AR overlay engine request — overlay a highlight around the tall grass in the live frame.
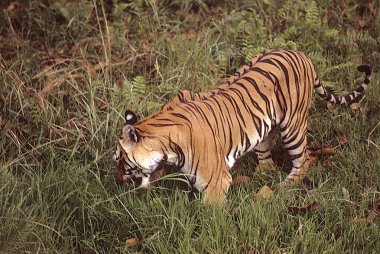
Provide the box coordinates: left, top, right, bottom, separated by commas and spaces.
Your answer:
1, 0, 379, 253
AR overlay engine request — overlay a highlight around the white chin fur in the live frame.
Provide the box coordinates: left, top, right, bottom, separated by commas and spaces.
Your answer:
140, 176, 151, 188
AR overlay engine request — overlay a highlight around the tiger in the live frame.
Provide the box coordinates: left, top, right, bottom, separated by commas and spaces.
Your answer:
113, 49, 371, 205
114, 52, 269, 186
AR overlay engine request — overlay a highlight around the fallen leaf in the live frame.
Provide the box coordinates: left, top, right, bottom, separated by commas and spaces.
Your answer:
307, 154, 318, 167
351, 55, 362, 64
357, 19, 367, 28
349, 103, 360, 111
335, 130, 348, 145
323, 10, 336, 23
36, 79, 62, 109
362, 102, 375, 116
326, 102, 334, 112
233, 175, 251, 185
41, 79, 62, 94
307, 146, 335, 157
5, 2, 25, 14
231, 160, 243, 173
374, 199, 380, 216
353, 210, 377, 225
125, 237, 139, 247
253, 185, 273, 199
322, 159, 334, 169
352, 217, 368, 225
342, 187, 350, 200
287, 201, 320, 215
342, 206, 352, 218
124, 19, 129, 29
365, 2, 375, 15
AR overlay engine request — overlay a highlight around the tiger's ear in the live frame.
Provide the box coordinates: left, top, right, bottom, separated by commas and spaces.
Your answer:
125, 110, 138, 125
121, 125, 140, 150
123, 125, 140, 143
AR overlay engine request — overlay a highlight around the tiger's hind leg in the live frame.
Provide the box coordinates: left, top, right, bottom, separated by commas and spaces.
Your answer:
254, 129, 276, 173
280, 120, 310, 185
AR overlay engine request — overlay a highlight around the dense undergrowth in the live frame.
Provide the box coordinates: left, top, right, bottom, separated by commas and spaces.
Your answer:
1, 0, 380, 253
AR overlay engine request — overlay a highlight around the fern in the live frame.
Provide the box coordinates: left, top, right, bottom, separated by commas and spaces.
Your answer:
306, 1, 320, 26
342, 30, 377, 46
325, 62, 355, 74
130, 76, 146, 96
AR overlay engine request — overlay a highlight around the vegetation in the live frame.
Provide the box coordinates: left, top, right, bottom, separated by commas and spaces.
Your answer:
1, 0, 379, 253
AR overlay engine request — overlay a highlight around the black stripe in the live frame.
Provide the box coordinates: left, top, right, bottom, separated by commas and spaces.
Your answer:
356, 85, 365, 93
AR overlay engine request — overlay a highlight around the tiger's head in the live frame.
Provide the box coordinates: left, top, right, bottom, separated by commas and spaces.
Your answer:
113, 110, 180, 187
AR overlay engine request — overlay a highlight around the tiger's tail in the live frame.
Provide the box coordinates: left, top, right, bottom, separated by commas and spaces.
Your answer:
314, 65, 372, 105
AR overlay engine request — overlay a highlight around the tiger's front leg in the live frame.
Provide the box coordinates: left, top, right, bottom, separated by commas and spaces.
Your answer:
196, 162, 232, 205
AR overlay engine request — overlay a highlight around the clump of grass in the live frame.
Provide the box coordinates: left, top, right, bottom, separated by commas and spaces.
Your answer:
1, 0, 379, 253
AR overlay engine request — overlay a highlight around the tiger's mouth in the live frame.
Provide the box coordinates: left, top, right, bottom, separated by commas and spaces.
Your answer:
115, 160, 151, 187
116, 170, 151, 187
114, 155, 168, 187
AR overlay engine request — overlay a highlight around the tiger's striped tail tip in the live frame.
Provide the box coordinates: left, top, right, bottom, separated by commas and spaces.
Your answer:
357, 65, 371, 76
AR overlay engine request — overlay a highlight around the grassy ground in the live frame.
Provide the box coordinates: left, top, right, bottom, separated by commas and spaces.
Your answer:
1, 0, 380, 253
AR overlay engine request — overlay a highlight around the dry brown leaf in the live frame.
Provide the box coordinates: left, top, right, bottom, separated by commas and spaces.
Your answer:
5, 2, 24, 14
351, 55, 362, 64
353, 210, 377, 225
342, 206, 352, 218
41, 79, 62, 94
36, 79, 62, 109
365, 2, 375, 15
352, 217, 368, 225
336, 131, 348, 145
125, 237, 139, 247
253, 185, 273, 199
233, 175, 251, 185
307, 154, 318, 167
309, 146, 335, 157
326, 102, 334, 112
323, 10, 336, 23
322, 159, 334, 169
231, 160, 243, 173
287, 201, 320, 215
349, 103, 360, 111
362, 102, 375, 115
358, 19, 367, 28
374, 199, 380, 216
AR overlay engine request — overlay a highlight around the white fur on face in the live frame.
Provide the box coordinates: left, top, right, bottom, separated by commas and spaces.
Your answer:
113, 145, 121, 162
135, 150, 163, 174
140, 176, 151, 188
